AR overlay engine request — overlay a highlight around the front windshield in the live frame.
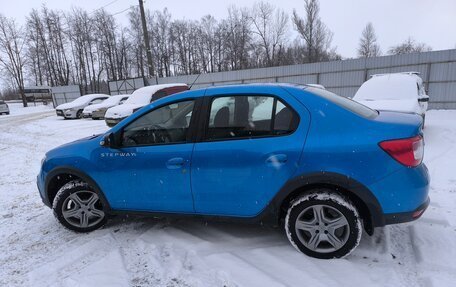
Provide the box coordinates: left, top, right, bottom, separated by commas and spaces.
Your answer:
124, 90, 152, 105
101, 96, 123, 105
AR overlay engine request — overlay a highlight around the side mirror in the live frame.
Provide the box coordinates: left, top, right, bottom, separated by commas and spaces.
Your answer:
100, 132, 120, 148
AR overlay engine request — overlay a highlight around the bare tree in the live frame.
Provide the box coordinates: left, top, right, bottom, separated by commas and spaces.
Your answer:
388, 37, 432, 55
0, 15, 27, 106
358, 22, 381, 58
292, 0, 334, 63
251, 2, 288, 67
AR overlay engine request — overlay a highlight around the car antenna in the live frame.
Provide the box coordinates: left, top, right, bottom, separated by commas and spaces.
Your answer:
189, 74, 201, 90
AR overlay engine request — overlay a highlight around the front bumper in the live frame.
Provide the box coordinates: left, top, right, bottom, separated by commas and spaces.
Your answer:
92, 110, 107, 119
82, 112, 92, 118
56, 110, 64, 117
105, 117, 125, 127
64, 110, 78, 118
36, 173, 51, 208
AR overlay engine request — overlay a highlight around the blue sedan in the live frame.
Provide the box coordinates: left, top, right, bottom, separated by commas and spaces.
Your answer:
37, 84, 429, 259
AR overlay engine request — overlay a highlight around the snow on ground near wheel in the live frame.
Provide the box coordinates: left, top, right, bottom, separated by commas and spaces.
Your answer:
0, 109, 456, 286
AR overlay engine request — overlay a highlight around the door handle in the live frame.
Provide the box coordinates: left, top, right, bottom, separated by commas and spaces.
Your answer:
166, 157, 185, 169
266, 154, 288, 166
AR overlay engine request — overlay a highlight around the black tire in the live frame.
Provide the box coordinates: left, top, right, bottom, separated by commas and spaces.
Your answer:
285, 189, 362, 259
52, 180, 107, 233
76, 110, 83, 119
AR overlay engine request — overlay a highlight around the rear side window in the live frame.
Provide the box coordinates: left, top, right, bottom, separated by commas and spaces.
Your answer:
307, 87, 378, 119
206, 95, 298, 141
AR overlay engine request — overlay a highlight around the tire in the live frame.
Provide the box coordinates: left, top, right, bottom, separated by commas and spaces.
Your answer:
76, 110, 83, 119
285, 189, 362, 259
52, 180, 107, 233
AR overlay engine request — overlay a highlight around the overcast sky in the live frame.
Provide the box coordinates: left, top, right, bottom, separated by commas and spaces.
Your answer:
2, 0, 456, 58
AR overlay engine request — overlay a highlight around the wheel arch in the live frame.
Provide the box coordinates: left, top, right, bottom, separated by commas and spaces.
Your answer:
45, 166, 111, 211
272, 172, 384, 235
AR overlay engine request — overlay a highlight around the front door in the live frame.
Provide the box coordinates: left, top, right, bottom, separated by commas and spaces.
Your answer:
97, 99, 197, 213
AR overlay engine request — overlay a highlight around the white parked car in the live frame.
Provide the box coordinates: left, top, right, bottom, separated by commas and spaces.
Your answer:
104, 83, 188, 127
55, 94, 109, 119
353, 72, 429, 123
82, 94, 130, 120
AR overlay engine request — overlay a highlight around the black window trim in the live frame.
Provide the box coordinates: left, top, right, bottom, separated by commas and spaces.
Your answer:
197, 93, 300, 143
119, 97, 203, 148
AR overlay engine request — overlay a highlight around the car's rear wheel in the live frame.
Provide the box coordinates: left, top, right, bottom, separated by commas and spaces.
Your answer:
285, 189, 362, 259
52, 180, 107, 232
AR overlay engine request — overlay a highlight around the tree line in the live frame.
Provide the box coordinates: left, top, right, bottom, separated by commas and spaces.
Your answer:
0, 0, 433, 104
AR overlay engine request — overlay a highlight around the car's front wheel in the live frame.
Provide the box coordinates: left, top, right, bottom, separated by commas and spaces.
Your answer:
52, 180, 107, 232
76, 110, 83, 119
285, 189, 362, 259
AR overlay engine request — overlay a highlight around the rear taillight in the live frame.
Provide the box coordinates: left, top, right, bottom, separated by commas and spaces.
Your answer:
379, 135, 424, 167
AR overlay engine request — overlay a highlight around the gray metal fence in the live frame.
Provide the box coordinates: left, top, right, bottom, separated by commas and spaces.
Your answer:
108, 77, 146, 95
152, 49, 456, 109
51, 85, 81, 108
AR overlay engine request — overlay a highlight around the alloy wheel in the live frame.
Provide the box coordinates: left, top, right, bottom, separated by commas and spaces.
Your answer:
61, 190, 105, 228
294, 204, 350, 253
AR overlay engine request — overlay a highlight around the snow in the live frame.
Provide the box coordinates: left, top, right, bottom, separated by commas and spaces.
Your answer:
354, 74, 421, 101
1, 102, 53, 117
55, 94, 109, 110
1, 108, 456, 286
353, 73, 426, 115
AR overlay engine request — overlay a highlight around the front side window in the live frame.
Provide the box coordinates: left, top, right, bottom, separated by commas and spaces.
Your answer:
122, 100, 195, 146
206, 95, 298, 141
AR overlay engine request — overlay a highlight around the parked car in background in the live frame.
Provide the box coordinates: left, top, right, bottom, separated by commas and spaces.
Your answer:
55, 94, 109, 119
104, 84, 188, 127
82, 94, 130, 119
353, 72, 429, 123
38, 84, 429, 259
0, 100, 9, 115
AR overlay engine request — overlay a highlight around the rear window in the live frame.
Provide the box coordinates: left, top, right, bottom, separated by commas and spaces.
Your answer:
306, 87, 378, 119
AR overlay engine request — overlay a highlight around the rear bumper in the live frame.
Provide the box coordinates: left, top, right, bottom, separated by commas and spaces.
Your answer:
383, 197, 430, 225
369, 163, 430, 227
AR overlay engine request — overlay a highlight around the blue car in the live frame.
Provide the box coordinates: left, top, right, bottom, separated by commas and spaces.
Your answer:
37, 84, 429, 259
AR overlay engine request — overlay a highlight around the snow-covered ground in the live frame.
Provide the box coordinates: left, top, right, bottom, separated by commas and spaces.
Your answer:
0, 109, 455, 287
1, 102, 54, 117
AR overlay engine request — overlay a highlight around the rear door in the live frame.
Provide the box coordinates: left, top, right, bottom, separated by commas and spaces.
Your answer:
190, 87, 310, 217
